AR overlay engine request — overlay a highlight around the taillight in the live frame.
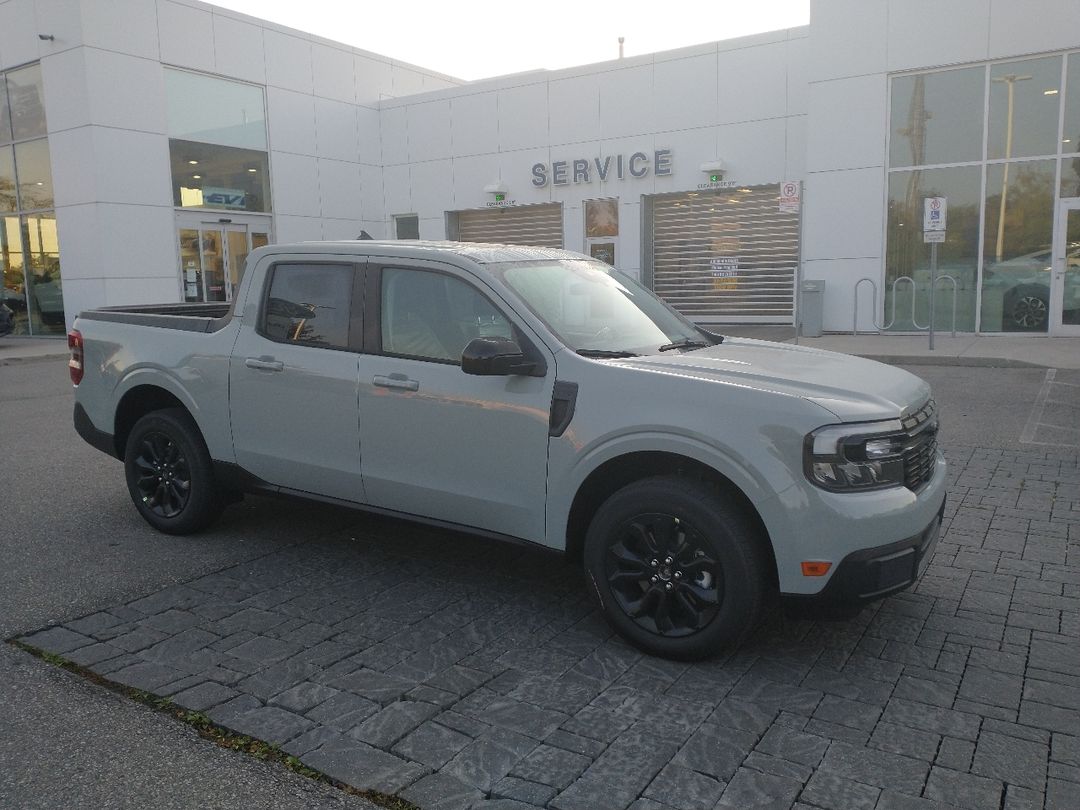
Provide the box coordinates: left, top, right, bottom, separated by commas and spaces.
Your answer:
68, 329, 84, 385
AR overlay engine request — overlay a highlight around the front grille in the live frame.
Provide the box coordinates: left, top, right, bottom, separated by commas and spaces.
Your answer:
901, 399, 938, 491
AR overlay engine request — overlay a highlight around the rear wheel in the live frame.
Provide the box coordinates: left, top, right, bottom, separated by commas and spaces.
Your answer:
1004, 286, 1049, 331
584, 476, 769, 660
124, 408, 224, 534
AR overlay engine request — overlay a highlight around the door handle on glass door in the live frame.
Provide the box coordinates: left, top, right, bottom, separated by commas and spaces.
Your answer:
245, 357, 284, 372
373, 374, 419, 392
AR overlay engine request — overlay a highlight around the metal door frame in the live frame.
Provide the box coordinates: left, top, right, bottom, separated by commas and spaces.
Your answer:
1050, 198, 1080, 336
174, 211, 272, 302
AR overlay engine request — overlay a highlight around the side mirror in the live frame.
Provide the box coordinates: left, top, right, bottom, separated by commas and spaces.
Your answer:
461, 336, 536, 376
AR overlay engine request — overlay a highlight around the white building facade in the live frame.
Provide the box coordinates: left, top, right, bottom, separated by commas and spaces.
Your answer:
1, 0, 1078, 337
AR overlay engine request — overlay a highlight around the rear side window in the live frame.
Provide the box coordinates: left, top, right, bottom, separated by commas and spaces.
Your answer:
262, 263, 353, 348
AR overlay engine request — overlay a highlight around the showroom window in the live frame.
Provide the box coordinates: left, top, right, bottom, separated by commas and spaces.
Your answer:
165, 69, 271, 213
0, 63, 63, 336
886, 52, 1080, 333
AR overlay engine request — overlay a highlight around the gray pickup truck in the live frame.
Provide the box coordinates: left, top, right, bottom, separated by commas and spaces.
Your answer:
70, 241, 945, 659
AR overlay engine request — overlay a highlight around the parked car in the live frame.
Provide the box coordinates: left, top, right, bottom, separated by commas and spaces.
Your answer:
984, 243, 1080, 330
68, 242, 945, 659
0, 303, 13, 337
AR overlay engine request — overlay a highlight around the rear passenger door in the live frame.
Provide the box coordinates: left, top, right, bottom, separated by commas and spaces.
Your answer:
229, 259, 365, 502
357, 262, 556, 543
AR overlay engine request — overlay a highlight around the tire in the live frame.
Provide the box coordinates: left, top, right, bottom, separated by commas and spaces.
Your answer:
583, 476, 769, 660
1004, 286, 1049, 331
124, 408, 224, 535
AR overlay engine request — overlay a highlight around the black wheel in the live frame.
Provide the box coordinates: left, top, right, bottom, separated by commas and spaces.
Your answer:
124, 408, 224, 534
583, 476, 769, 660
1004, 287, 1049, 331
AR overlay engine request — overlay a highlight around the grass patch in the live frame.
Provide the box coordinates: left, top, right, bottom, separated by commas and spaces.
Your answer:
7, 638, 422, 810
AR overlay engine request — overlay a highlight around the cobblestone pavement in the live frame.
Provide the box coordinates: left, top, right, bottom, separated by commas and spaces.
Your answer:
19, 444, 1080, 810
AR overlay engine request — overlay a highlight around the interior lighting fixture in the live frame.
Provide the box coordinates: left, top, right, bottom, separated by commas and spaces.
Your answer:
1044, 89, 1059, 95
192, 174, 201, 179
247, 167, 257, 172
188, 159, 198, 165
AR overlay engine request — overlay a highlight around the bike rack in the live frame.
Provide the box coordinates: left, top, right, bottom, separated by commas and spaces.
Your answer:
853, 275, 958, 337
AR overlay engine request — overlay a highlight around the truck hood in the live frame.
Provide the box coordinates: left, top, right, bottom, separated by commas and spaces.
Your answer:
610, 338, 930, 422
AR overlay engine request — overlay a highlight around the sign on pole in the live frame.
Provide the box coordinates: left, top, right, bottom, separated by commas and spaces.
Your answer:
923, 196, 947, 234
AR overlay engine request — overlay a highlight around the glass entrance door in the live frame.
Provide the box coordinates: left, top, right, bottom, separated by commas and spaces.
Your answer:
1051, 201, 1080, 335
176, 217, 270, 303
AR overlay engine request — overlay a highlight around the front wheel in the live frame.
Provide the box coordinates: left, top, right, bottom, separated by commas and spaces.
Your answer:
124, 408, 224, 535
584, 476, 769, 660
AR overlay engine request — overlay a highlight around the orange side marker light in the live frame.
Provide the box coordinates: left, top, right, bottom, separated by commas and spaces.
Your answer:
801, 561, 832, 577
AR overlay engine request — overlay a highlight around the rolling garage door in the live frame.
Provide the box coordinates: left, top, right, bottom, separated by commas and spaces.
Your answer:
647, 185, 799, 323
450, 203, 564, 248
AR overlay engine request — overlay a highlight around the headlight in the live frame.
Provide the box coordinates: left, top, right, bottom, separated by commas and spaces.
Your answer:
804, 419, 907, 492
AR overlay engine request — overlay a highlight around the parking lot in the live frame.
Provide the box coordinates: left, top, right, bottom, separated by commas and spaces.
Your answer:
4, 359, 1080, 810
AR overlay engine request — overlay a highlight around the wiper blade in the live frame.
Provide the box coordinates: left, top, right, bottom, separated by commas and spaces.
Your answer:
576, 349, 639, 358
657, 338, 710, 352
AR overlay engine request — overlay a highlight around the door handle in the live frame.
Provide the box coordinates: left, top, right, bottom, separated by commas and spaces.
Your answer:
245, 357, 284, 372
373, 374, 419, 392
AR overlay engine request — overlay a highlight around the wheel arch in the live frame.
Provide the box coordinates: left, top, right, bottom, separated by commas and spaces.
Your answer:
113, 384, 196, 458
563, 450, 778, 588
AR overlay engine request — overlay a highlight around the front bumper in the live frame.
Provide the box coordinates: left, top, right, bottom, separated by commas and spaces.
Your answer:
782, 497, 944, 610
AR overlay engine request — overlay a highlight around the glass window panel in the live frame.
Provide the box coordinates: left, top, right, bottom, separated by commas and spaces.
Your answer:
22, 212, 63, 334
165, 69, 267, 150
585, 199, 619, 237
885, 166, 981, 332
988, 57, 1063, 160
1065, 54, 1080, 155
6, 64, 47, 141
0, 76, 12, 144
0, 146, 16, 211
1064, 154, 1080, 198
262, 263, 353, 348
981, 160, 1056, 332
178, 228, 204, 302
169, 139, 271, 213
1, 215, 28, 334
1062, 208, 1080, 325
381, 268, 512, 362
394, 215, 419, 239
14, 139, 53, 210
890, 67, 985, 167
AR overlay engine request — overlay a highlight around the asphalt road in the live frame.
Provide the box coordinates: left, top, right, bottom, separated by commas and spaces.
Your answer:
0, 357, 1060, 808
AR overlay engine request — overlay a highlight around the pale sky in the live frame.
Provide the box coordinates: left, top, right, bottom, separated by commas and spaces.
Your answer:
210, 0, 811, 81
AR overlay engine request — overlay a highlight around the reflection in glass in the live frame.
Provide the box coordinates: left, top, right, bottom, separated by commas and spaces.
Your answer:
1066, 54, 1080, 157
890, 68, 984, 168
988, 57, 1062, 160
22, 212, 63, 334
14, 139, 53, 210
2, 215, 27, 335
1060, 208, 1080, 326
885, 166, 981, 331
227, 229, 249, 291
0, 146, 15, 211
170, 139, 272, 213
199, 230, 227, 302
6, 64, 47, 141
0, 76, 11, 144
585, 199, 619, 237
981, 160, 1055, 332
265, 264, 353, 348
165, 69, 267, 150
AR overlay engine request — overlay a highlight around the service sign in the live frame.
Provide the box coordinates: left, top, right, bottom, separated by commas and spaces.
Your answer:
203, 187, 248, 210
923, 197, 947, 232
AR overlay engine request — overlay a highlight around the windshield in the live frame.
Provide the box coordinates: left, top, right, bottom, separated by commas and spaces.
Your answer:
489, 259, 715, 355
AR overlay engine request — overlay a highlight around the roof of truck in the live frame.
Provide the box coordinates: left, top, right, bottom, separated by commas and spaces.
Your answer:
261, 240, 589, 266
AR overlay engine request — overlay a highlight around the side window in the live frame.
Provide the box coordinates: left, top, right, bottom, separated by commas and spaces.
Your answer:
261, 263, 353, 348
381, 268, 513, 363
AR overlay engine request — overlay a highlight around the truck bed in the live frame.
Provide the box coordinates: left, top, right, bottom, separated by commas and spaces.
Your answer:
77, 302, 233, 333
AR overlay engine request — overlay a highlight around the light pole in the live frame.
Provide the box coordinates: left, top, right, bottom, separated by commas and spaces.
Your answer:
992, 73, 1032, 263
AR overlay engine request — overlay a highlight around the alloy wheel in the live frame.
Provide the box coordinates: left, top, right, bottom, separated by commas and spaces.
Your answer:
132, 431, 191, 518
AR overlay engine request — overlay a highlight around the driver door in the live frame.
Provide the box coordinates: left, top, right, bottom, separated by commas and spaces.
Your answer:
357, 262, 556, 543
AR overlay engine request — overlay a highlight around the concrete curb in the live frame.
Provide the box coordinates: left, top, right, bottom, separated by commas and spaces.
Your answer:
0, 353, 69, 367
847, 354, 1050, 369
